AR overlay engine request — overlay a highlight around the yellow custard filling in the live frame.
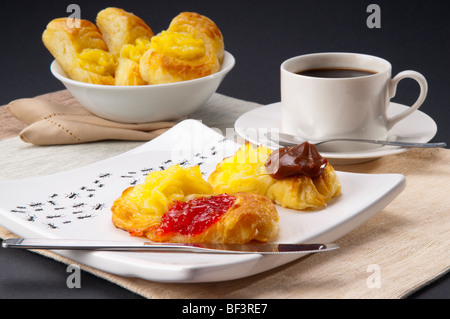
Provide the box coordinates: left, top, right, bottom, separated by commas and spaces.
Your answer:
77, 48, 115, 76
112, 165, 213, 230
120, 37, 152, 63
150, 31, 205, 60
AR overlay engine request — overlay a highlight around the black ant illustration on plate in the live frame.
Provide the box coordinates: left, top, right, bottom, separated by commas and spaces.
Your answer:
66, 192, 80, 199
46, 223, 58, 229
29, 202, 43, 207
92, 203, 106, 211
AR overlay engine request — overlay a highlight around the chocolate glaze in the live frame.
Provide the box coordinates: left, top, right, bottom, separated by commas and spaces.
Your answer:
265, 142, 328, 179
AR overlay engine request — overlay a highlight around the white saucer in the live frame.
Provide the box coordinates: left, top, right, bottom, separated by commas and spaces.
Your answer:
235, 102, 438, 165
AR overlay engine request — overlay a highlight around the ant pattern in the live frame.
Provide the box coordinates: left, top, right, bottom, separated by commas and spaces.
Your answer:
130, 179, 139, 186
92, 203, 106, 211
66, 192, 80, 199
46, 223, 58, 229
77, 214, 95, 220
178, 159, 189, 166
46, 214, 63, 219
10, 209, 26, 214
29, 202, 43, 207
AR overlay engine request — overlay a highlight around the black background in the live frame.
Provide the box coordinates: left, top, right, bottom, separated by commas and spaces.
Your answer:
0, 0, 448, 299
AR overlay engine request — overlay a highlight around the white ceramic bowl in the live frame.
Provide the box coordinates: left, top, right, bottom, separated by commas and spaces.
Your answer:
50, 51, 235, 123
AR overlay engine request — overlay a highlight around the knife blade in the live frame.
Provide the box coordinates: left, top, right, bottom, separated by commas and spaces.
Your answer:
2, 238, 339, 255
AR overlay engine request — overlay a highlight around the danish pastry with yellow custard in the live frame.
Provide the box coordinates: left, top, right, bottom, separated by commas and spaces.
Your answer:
42, 18, 115, 85
96, 7, 154, 58
139, 12, 224, 84
168, 12, 224, 64
96, 7, 154, 85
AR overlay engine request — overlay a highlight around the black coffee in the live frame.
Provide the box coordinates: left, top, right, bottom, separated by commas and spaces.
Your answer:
297, 68, 376, 78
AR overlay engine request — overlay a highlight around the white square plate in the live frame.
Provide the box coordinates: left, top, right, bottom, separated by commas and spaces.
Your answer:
0, 120, 405, 282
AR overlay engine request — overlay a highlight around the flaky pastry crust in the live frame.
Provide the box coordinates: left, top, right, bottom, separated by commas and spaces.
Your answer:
42, 18, 115, 85
115, 57, 147, 86
96, 7, 154, 86
139, 12, 224, 84
168, 12, 224, 64
96, 7, 154, 58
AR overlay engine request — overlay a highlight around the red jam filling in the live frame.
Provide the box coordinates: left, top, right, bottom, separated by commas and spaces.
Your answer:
155, 194, 236, 237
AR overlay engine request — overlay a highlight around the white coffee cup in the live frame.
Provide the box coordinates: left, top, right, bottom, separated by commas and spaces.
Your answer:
280, 52, 428, 151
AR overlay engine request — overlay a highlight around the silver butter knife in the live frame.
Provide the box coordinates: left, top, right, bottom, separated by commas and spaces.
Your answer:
267, 132, 447, 148
2, 238, 339, 255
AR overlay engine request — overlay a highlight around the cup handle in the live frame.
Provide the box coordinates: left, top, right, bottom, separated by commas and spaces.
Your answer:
387, 70, 428, 130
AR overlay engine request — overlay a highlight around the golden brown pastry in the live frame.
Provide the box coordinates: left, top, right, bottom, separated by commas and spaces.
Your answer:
42, 18, 115, 85
145, 192, 279, 244
208, 143, 342, 210
168, 12, 224, 64
139, 12, 224, 84
114, 57, 148, 86
96, 7, 154, 85
96, 7, 154, 58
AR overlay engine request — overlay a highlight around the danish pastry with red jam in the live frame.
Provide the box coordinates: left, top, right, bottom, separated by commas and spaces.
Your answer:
146, 192, 279, 244
111, 165, 279, 244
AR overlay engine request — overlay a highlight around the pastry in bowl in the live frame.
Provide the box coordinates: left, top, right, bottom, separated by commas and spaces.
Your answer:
42, 18, 115, 85
167, 12, 224, 64
96, 7, 154, 58
139, 12, 224, 84
208, 142, 341, 210
96, 7, 154, 85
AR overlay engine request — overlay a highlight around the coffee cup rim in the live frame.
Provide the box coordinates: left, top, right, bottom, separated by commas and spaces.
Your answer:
281, 52, 392, 79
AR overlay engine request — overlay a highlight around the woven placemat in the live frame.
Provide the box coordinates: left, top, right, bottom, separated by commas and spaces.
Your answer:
0, 90, 448, 298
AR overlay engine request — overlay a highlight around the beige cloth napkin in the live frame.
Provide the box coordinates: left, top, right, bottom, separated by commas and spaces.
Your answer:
6, 98, 177, 145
